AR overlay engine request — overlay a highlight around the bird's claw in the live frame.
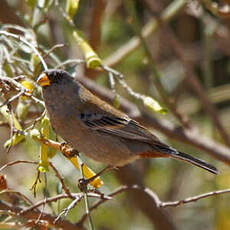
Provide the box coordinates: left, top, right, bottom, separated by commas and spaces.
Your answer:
60, 142, 79, 158
78, 178, 89, 192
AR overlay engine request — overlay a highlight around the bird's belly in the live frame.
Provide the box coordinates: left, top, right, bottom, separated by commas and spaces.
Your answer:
74, 132, 139, 166
54, 122, 138, 166
46, 108, 139, 166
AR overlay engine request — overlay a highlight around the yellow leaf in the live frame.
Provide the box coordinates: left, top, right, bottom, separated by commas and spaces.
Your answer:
66, 0, 80, 19
69, 156, 103, 188
20, 80, 34, 100
73, 30, 102, 69
38, 116, 50, 172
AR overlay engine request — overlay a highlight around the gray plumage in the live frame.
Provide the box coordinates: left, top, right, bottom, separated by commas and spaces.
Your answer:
38, 69, 218, 174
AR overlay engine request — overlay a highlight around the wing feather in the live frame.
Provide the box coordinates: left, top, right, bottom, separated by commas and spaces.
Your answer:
78, 112, 154, 142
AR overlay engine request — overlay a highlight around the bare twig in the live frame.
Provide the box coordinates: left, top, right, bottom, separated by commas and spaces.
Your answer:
7, 104, 14, 153
78, 184, 230, 225
55, 59, 85, 69
20, 192, 109, 214
77, 156, 94, 230
0, 160, 37, 172
43, 44, 65, 60
159, 188, 230, 207
78, 184, 160, 225
54, 195, 83, 223
0, 30, 48, 70
0, 199, 85, 230
30, 171, 41, 198
49, 162, 73, 198
0, 91, 24, 108
0, 189, 35, 207
24, 110, 46, 132
20, 193, 74, 215
0, 76, 44, 106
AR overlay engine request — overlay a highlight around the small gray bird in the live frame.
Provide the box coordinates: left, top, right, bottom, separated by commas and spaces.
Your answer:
37, 69, 218, 174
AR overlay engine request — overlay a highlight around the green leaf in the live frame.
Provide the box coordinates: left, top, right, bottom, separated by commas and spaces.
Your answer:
26, 0, 37, 9
143, 96, 167, 114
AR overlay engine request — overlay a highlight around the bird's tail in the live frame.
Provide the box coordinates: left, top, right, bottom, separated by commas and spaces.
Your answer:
171, 151, 218, 175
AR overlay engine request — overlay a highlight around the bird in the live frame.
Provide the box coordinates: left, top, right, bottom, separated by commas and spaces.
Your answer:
37, 69, 218, 175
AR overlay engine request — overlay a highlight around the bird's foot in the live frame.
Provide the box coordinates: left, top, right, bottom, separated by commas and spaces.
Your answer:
78, 178, 90, 192
78, 166, 114, 191
60, 142, 79, 158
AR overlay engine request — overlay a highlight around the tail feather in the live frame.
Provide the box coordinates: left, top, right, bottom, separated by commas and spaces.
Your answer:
171, 151, 218, 175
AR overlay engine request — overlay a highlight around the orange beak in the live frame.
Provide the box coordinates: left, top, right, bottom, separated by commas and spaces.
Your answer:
37, 73, 50, 87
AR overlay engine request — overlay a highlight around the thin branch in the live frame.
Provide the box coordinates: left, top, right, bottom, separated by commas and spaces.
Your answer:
0, 189, 35, 207
0, 91, 24, 108
77, 156, 95, 230
77, 185, 160, 225
43, 44, 65, 60
0, 76, 29, 94
24, 110, 46, 133
7, 104, 14, 153
20, 192, 109, 215
20, 193, 76, 215
54, 195, 83, 223
0, 199, 85, 230
49, 162, 73, 198
0, 160, 37, 172
159, 188, 230, 207
55, 59, 85, 69
0, 31, 48, 70
0, 76, 44, 106
78, 185, 230, 225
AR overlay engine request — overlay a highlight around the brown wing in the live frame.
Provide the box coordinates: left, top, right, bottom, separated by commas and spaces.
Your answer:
78, 83, 171, 150
78, 110, 161, 142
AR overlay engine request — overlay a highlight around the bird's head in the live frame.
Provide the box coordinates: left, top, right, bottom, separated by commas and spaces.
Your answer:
37, 69, 73, 88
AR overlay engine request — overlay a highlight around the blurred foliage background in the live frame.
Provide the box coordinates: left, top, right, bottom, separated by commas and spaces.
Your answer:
1, 0, 230, 229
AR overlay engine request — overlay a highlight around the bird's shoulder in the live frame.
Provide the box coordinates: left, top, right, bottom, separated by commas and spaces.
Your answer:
77, 82, 128, 118
76, 85, 160, 142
